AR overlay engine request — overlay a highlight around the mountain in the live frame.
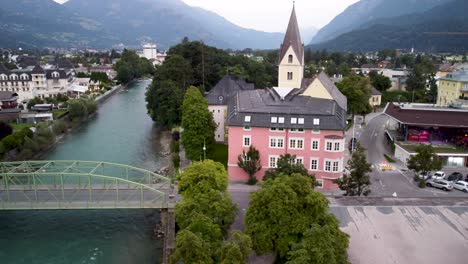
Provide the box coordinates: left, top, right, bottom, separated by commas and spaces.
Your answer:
63, 0, 283, 49
0, 0, 284, 50
301, 27, 318, 45
310, 0, 453, 44
307, 0, 468, 52
0, 0, 115, 49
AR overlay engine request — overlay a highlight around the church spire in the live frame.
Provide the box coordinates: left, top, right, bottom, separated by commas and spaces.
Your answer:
279, 2, 303, 63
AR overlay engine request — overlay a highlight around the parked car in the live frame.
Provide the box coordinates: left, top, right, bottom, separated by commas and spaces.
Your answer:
452, 181, 468, 193
348, 138, 358, 151
465, 174, 468, 182
426, 179, 453, 191
446, 172, 463, 182
417, 172, 432, 180
432, 171, 446, 180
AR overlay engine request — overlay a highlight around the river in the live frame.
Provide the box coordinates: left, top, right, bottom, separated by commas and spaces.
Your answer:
0, 80, 165, 264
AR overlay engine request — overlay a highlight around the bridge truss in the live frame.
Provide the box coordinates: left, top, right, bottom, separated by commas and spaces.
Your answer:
0, 160, 173, 210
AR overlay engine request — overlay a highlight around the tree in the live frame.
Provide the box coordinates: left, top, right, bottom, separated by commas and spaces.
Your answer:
170, 229, 214, 264
369, 71, 391, 91
68, 99, 88, 121
145, 80, 183, 127
175, 189, 237, 236
407, 144, 443, 178
286, 215, 349, 264
181, 87, 216, 161
336, 74, 372, 118
246, 174, 338, 259
178, 160, 228, 196
263, 154, 312, 181
237, 146, 261, 185
220, 231, 252, 264
333, 144, 372, 196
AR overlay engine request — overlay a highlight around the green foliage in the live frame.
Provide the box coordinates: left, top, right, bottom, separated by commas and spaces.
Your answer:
172, 153, 180, 170
2, 134, 20, 151
384, 154, 395, 163
418, 178, 426, 188
170, 229, 214, 264
27, 97, 44, 110
333, 144, 372, 196
170, 141, 180, 154
52, 120, 68, 134
286, 215, 350, 264
246, 174, 335, 259
207, 143, 228, 168
145, 79, 183, 127
263, 154, 313, 182
237, 146, 261, 185
114, 49, 154, 84
35, 127, 56, 150
220, 241, 244, 264
181, 87, 216, 161
336, 74, 372, 116
90, 72, 110, 84
178, 160, 228, 197
67, 98, 97, 122
22, 136, 39, 153
369, 71, 391, 91
407, 144, 443, 176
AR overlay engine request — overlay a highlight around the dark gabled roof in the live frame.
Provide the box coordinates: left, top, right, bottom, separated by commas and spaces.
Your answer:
227, 87, 347, 131
31, 65, 45, 74
55, 59, 74, 69
384, 103, 468, 128
278, 4, 303, 64
0, 64, 10, 74
205, 75, 254, 105
316, 72, 347, 111
371, 86, 382, 95
45, 69, 67, 79
301, 78, 314, 89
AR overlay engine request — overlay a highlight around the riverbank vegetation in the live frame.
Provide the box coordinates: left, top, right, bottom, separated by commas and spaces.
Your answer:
114, 49, 155, 84
171, 160, 251, 263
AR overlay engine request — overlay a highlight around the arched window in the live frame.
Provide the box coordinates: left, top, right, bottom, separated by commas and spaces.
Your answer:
288, 54, 293, 63
52, 72, 59, 78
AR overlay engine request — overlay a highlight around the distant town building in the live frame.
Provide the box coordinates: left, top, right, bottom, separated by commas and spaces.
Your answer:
226, 4, 347, 190
437, 70, 468, 106
370, 86, 382, 107
142, 43, 157, 60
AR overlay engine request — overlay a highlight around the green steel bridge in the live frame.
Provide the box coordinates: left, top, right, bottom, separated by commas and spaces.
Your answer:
0, 160, 174, 210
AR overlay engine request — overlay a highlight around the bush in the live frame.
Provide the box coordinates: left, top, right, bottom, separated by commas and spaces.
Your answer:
0, 122, 13, 140
247, 177, 257, 185
2, 134, 20, 151
418, 179, 426, 188
172, 153, 181, 170
52, 120, 68, 134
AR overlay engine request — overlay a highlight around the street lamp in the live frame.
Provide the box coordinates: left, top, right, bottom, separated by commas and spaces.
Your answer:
202, 139, 206, 161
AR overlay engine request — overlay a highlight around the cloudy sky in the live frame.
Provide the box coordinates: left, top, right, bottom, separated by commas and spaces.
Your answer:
54, 0, 360, 32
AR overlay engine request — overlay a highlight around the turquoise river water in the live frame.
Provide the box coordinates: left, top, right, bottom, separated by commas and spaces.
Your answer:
0, 80, 165, 264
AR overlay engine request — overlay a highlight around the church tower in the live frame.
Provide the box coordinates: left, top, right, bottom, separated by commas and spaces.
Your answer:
278, 3, 304, 88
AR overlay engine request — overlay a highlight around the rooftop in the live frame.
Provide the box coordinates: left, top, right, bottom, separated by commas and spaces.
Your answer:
384, 102, 468, 128
440, 70, 468, 82
205, 75, 254, 105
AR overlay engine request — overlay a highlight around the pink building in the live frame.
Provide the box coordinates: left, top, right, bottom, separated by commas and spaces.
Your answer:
226, 4, 347, 190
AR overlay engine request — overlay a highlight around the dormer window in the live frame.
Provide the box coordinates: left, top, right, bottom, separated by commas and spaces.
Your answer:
288, 55, 293, 63
52, 72, 59, 78
244, 115, 251, 122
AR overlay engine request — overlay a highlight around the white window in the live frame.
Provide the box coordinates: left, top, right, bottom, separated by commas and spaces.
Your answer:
291, 117, 297, 124
332, 161, 340, 172
243, 126, 251, 131
244, 115, 251, 122
311, 139, 320, 150
334, 142, 341, 151
295, 157, 304, 165
313, 118, 320, 125
316, 179, 324, 188
326, 141, 333, 151
289, 138, 304, 149
312, 129, 320, 134
243, 136, 251, 147
270, 127, 285, 132
290, 128, 304, 133
324, 161, 332, 172
278, 117, 285, 124
271, 117, 277, 123
310, 158, 319, 171
269, 137, 284, 148
269, 156, 279, 168
298, 118, 304, 124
